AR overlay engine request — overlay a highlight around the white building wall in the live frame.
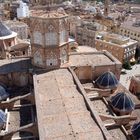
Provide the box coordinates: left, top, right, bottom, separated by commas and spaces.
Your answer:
17, 1, 29, 18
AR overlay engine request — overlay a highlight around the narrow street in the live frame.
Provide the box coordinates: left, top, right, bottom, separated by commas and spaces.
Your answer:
120, 64, 140, 89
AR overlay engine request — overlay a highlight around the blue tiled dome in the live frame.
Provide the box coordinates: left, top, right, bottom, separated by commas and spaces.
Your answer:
0, 110, 6, 128
0, 22, 12, 37
0, 85, 9, 101
111, 92, 135, 112
22, 0, 30, 3
132, 122, 140, 140
95, 71, 118, 89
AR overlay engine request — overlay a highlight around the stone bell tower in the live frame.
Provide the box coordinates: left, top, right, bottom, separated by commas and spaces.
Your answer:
30, 9, 69, 69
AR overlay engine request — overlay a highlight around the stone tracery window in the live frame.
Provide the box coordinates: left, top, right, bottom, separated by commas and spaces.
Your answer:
34, 51, 43, 65
33, 31, 42, 45
45, 25, 57, 46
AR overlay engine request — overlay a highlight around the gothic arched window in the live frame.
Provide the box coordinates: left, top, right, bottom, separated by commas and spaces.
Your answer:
45, 25, 57, 46
34, 50, 43, 65
33, 31, 42, 45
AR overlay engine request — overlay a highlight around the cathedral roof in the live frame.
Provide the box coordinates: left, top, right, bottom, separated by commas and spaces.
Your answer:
22, 0, 30, 4
0, 85, 9, 101
131, 122, 140, 140
95, 71, 118, 89
111, 92, 135, 112
0, 109, 6, 126
0, 22, 12, 37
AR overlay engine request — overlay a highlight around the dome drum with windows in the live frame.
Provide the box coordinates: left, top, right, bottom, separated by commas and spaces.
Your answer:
30, 9, 69, 69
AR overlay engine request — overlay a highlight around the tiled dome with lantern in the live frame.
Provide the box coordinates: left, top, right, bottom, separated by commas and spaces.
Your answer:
95, 71, 119, 89
110, 92, 135, 115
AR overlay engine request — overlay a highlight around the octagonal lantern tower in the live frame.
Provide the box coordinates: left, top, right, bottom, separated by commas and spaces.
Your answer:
30, 9, 69, 69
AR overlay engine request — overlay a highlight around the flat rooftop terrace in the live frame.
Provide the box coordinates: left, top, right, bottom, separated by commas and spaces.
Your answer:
97, 32, 138, 47
33, 69, 106, 140
107, 33, 129, 41
69, 52, 117, 67
121, 19, 140, 33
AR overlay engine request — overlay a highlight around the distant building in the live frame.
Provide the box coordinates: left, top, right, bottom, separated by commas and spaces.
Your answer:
0, 10, 9, 20
0, 22, 29, 59
76, 21, 104, 48
68, 16, 82, 37
95, 31, 138, 63
9, 1, 19, 19
31, 0, 63, 5
76, 23, 96, 48
117, 19, 140, 45
4, 20, 28, 39
84, 4, 97, 13
17, 0, 29, 18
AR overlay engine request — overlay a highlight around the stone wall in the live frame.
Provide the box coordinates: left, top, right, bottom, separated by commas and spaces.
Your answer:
129, 75, 140, 94
0, 72, 32, 87
74, 64, 121, 83
0, 58, 32, 87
